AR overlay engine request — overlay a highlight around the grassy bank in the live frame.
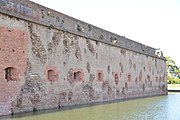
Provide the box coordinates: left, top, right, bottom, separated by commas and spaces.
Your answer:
168, 84, 180, 90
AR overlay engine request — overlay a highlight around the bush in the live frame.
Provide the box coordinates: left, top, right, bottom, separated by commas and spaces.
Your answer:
168, 76, 180, 84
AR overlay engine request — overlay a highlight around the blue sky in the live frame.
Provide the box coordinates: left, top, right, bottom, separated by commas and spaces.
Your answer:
31, 0, 180, 65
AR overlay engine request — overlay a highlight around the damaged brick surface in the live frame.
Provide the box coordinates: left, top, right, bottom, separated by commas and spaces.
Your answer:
0, 0, 167, 116
28, 23, 47, 64
48, 30, 62, 54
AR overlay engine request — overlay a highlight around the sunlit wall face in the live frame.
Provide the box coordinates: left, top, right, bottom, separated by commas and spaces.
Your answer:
0, 0, 167, 116
30, 0, 180, 66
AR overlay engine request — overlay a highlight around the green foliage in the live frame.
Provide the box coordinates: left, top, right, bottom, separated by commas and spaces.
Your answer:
166, 56, 180, 78
166, 56, 180, 84
167, 76, 180, 84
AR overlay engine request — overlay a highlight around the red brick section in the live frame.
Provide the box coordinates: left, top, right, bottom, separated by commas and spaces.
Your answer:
45, 66, 58, 82
72, 68, 84, 82
0, 26, 27, 105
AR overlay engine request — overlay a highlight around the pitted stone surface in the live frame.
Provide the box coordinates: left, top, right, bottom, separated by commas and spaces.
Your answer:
0, 0, 167, 116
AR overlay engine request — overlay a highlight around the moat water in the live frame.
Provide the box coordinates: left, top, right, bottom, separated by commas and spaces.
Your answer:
3, 93, 180, 120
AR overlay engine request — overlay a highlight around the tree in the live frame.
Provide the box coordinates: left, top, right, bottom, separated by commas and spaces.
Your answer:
165, 56, 180, 84
166, 56, 180, 78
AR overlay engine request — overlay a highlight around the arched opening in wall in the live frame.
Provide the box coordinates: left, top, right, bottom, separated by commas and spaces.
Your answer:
128, 74, 131, 82
135, 77, 138, 84
107, 65, 110, 74
48, 70, 57, 82
147, 75, 151, 82
4, 67, 17, 81
139, 71, 142, 82
159, 76, 162, 83
96, 53, 98, 59
145, 78, 147, 84
156, 76, 158, 82
125, 82, 128, 89
163, 76, 165, 82
74, 71, 83, 81
114, 74, 119, 85
142, 84, 145, 91
150, 81, 152, 86
98, 73, 103, 81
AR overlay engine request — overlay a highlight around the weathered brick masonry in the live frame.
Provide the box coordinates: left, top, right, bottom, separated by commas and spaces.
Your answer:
0, 0, 167, 116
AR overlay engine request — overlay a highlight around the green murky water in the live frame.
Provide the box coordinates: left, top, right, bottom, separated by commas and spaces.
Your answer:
2, 93, 180, 120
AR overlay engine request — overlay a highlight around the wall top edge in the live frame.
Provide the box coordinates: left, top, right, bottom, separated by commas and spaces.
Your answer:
0, 0, 165, 60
